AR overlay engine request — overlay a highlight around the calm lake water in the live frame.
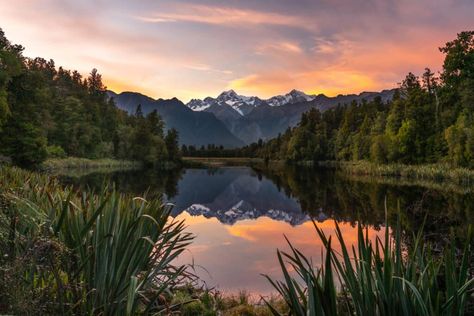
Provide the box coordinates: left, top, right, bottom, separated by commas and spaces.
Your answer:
59, 165, 473, 295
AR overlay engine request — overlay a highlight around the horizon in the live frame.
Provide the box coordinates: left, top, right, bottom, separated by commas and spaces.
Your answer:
1, 0, 473, 102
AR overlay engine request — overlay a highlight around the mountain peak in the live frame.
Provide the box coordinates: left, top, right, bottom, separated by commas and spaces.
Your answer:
187, 89, 264, 116
218, 89, 238, 99
266, 89, 315, 106
289, 89, 304, 95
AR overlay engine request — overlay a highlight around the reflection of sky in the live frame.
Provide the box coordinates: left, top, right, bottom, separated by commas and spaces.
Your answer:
174, 213, 385, 294
167, 167, 386, 293
2, 0, 473, 101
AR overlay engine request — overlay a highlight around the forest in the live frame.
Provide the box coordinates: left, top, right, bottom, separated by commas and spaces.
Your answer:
0, 28, 180, 168
194, 32, 474, 168
2, 29, 473, 170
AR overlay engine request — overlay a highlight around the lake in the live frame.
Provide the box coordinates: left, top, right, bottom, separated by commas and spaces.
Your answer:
59, 165, 473, 295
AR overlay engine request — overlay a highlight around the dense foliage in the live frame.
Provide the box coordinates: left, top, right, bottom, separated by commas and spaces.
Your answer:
0, 28, 180, 168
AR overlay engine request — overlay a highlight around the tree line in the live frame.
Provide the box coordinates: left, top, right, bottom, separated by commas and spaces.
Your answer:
0, 28, 180, 168
192, 31, 474, 168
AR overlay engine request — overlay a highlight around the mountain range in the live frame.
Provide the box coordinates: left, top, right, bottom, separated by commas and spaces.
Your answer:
108, 88, 396, 147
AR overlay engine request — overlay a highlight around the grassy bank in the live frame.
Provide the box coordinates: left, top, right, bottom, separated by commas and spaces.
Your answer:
41, 157, 142, 171
315, 161, 474, 184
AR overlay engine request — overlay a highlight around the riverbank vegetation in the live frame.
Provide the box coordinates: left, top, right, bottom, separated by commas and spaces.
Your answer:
318, 161, 474, 184
0, 28, 180, 169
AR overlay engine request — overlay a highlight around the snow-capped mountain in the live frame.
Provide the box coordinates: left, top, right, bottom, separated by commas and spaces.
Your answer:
186, 89, 319, 115
266, 89, 316, 107
187, 89, 265, 116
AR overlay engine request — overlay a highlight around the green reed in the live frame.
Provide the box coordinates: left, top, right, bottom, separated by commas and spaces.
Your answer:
264, 215, 473, 315
329, 161, 474, 184
0, 167, 193, 315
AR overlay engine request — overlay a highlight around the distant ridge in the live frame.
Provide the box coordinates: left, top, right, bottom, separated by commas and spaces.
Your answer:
107, 91, 245, 148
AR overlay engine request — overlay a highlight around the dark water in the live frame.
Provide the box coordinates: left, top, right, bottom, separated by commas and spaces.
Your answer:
59, 166, 474, 294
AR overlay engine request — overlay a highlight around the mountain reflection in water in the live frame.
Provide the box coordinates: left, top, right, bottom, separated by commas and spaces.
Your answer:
59, 165, 473, 294
169, 168, 318, 225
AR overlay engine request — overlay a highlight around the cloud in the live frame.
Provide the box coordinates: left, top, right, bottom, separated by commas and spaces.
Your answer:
184, 63, 233, 75
1, 0, 471, 101
256, 42, 303, 54
135, 4, 310, 29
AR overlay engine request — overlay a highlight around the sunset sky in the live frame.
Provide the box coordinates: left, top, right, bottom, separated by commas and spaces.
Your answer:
1, 0, 473, 101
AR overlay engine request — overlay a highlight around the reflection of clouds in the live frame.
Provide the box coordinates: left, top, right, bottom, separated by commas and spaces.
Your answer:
187, 244, 211, 254
175, 214, 385, 294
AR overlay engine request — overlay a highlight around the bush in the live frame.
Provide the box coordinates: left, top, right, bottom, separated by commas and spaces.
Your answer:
46, 145, 66, 158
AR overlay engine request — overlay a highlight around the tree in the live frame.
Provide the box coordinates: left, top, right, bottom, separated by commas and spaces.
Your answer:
0, 28, 23, 130
165, 128, 180, 162
147, 110, 164, 138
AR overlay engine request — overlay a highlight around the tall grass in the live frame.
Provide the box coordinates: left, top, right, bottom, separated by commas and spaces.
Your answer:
319, 161, 474, 184
264, 215, 474, 315
0, 167, 193, 315
41, 157, 141, 171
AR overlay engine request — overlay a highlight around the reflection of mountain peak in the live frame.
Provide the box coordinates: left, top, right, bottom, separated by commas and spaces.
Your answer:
183, 203, 311, 226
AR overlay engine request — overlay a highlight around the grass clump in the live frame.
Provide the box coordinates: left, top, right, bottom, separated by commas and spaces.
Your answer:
0, 166, 193, 315
265, 214, 474, 316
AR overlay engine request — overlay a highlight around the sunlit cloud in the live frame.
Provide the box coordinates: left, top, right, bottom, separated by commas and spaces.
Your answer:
184, 63, 233, 75
0, 0, 472, 101
135, 4, 309, 29
256, 42, 303, 55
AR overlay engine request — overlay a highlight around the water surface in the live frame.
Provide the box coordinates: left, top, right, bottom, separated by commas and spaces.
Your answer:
60, 166, 473, 294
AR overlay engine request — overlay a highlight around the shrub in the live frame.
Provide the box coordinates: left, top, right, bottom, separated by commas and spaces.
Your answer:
46, 145, 66, 158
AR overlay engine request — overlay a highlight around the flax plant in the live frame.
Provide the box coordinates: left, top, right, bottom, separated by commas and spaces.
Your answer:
0, 167, 193, 315
265, 215, 473, 315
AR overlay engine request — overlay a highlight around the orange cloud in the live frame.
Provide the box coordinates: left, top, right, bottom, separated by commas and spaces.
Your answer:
136, 4, 309, 29
256, 42, 303, 54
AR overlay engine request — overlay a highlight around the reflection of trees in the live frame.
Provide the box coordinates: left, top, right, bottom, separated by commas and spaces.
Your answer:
61, 165, 473, 243
59, 167, 185, 199
254, 165, 473, 239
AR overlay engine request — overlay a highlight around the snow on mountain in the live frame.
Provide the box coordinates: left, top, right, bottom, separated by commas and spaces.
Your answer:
186, 89, 318, 116
185, 88, 395, 121
266, 89, 316, 106
186, 90, 265, 116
